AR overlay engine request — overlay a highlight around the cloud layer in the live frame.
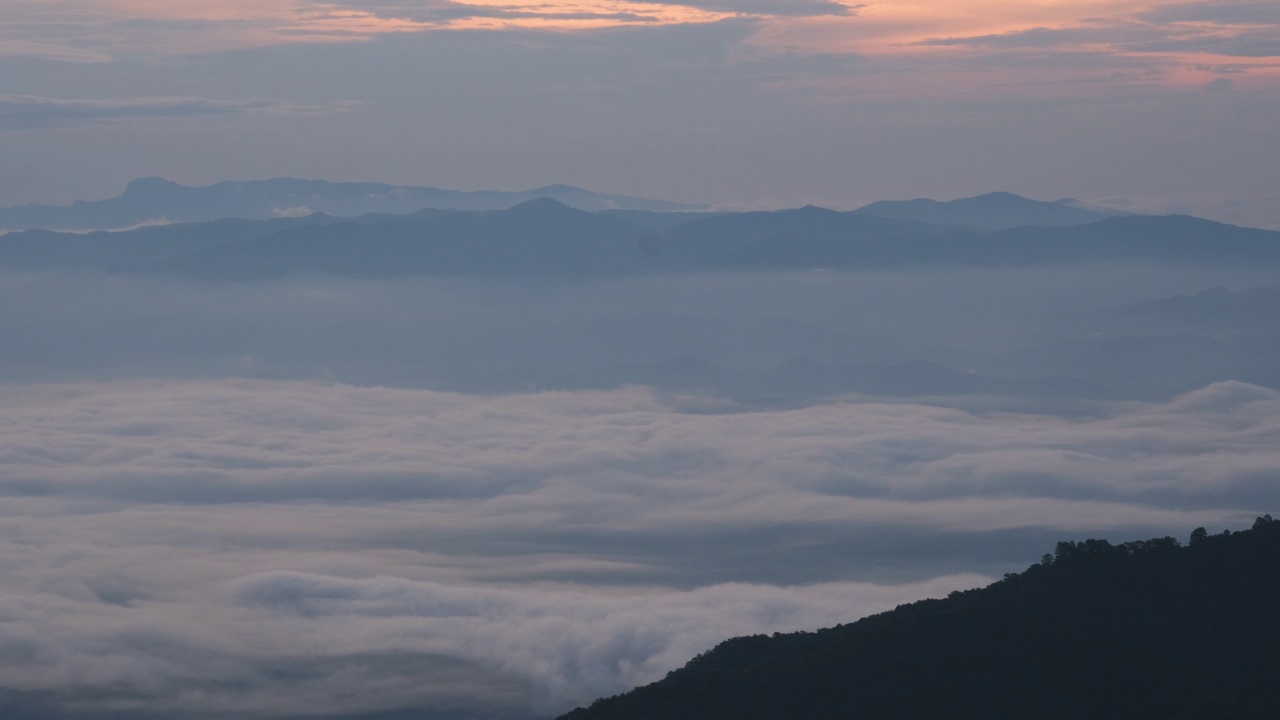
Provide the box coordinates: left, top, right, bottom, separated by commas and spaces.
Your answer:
6, 0, 1279, 79
0, 95, 352, 130
0, 378, 1273, 716
2, 1, 1278, 223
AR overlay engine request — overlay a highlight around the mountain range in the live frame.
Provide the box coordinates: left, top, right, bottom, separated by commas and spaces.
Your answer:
4, 196, 1278, 279
0, 177, 699, 232
0, 179, 1134, 234
5, 181, 1279, 403
856, 191, 1121, 230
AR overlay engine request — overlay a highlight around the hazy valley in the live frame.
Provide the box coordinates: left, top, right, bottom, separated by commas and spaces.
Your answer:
0, 179, 1276, 718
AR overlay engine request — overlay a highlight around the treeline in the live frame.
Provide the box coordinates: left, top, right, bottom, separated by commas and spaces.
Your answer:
560, 516, 1280, 720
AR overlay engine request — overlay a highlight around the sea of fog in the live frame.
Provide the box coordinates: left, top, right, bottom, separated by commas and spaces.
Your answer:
0, 264, 1276, 718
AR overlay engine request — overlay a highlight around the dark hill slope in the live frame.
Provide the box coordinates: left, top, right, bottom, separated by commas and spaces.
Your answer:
649, 212, 1280, 271
13, 206, 1280, 278
131, 199, 650, 279
644, 206, 944, 268
0, 214, 344, 271
560, 516, 1280, 720
923, 214, 1280, 266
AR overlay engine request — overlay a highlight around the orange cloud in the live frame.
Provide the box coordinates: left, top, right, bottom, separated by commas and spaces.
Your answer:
7, 0, 1278, 95
746, 0, 1280, 95
92, 0, 743, 41
289, 1, 737, 33
109, 0, 298, 21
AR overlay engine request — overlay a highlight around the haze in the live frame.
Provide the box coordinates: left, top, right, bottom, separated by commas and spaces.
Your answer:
3, 0, 1280, 226
1, 2, 1279, 719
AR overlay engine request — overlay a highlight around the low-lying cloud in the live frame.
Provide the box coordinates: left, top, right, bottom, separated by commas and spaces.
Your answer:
0, 40, 113, 63
0, 378, 1272, 717
229, 572, 978, 712
0, 95, 351, 130
4, 379, 1275, 514
0, 559, 976, 717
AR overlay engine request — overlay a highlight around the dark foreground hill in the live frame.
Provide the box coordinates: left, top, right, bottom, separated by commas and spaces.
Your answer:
559, 516, 1280, 720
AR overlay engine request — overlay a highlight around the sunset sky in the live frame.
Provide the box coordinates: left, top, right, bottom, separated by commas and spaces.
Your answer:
3, 0, 1279, 224
4, 6, 1280, 718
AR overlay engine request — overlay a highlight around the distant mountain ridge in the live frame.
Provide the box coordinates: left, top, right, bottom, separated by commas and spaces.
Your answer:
1116, 284, 1280, 331
5, 198, 1280, 279
0, 183, 1138, 234
0, 177, 700, 231
856, 191, 1122, 230
126, 205, 1280, 278
559, 516, 1280, 720
126, 198, 652, 280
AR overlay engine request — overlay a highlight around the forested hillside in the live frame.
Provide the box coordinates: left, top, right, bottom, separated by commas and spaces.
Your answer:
561, 516, 1280, 720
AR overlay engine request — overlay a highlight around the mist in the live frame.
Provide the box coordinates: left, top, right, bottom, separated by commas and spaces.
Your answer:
0, 376, 1272, 717
3, 262, 1276, 397
1, 253, 1277, 717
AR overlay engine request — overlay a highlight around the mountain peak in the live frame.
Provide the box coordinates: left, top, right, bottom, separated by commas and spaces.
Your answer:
856, 191, 1119, 230
506, 196, 577, 214
123, 176, 183, 195
968, 191, 1027, 202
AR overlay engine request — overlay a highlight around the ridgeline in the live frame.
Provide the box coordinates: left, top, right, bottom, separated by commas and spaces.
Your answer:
560, 516, 1280, 720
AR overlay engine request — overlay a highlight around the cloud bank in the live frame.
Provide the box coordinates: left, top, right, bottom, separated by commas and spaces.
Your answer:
0, 95, 352, 130
0, 378, 1272, 717
2, 1, 1278, 217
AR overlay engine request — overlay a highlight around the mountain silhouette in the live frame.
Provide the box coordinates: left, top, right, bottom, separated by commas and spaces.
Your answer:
983, 333, 1280, 398
649, 212, 1280, 271
641, 205, 945, 268
0, 214, 342, 271
1104, 284, 1280, 333
0, 177, 699, 231
856, 191, 1120, 230
7, 204, 1280, 278
559, 516, 1280, 720
127, 199, 650, 279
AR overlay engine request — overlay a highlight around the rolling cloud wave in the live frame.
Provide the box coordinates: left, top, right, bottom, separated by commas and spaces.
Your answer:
0, 378, 1271, 716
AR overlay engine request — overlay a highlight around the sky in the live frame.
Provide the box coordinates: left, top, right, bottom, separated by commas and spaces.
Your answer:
2, 5, 1280, 718
2, 0, 1279, 225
